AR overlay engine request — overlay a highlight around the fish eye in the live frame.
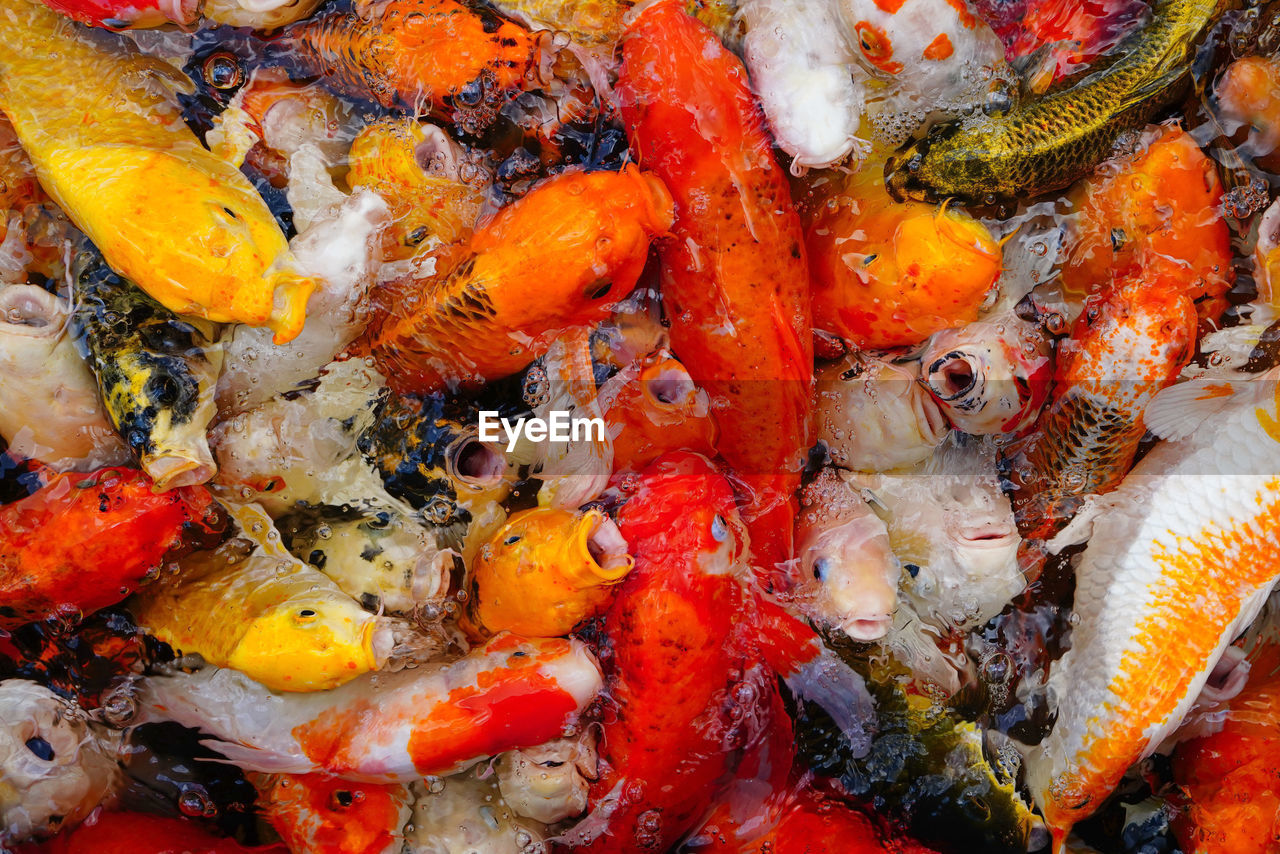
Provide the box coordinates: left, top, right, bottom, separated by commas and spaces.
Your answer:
331, 790, 355, 810
454, 80, 484, 107
585, 279, 612, 300
367, 511, 392, 530
295, 609, 318, 623
904, 563, 920, 577
24, 736, 54, 761
813, 557, 831, 581
202, 52, 244, 91
503, 534, 522, 546
710, 514, 729, 542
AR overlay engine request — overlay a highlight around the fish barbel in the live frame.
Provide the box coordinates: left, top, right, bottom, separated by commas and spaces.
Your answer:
1024, 366, 1280, 850
885, 0, 1224, 202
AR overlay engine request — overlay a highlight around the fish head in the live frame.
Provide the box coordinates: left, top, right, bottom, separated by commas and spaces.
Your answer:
495, 731, 599, 825
796, 498, 900, 641
0, 680, 119, 843
815, 354, 949, 471
605, 351, 718, 470
227, 595, 392, 692
921, 314, 1053, 434
261, 772, 411, 854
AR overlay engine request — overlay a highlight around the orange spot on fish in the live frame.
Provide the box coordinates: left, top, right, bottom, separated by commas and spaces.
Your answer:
854, 21, 904, 74
1194, 383, 1236, 400
923, 32, 954, 60
873, 0, 908, 12
942, 0, 977, 27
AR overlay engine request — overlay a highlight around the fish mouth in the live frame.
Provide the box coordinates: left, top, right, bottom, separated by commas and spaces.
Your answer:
925, 350, 982, 402
448, 432, 506, 487
954, 523, 1019, 549
641, 359, 698, 410
913, 387, 951, 444
0, 284, 63, 338
578, 511, 633, 583
839, 615, 894, 641
144, 449, 218, 491
363, 620, 395, 670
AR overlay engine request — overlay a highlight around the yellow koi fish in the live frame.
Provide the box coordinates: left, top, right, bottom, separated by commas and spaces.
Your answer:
0, 0, 313, 343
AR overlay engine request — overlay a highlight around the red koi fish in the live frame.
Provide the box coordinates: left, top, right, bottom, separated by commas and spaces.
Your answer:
21, 812, 286, 854
36, 0, 197, 29
560, 453, 872, 852
0, 467, 221, 629
616, 0, 814, 579
259, 773, 411, 854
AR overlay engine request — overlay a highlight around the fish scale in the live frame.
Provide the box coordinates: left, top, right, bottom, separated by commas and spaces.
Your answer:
1023, 368, 1280, 851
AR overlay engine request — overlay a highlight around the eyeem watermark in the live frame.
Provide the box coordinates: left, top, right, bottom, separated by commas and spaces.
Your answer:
478, 411, 607, 452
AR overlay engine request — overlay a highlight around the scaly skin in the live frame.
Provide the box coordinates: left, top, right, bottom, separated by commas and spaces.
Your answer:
361, 166, 674, 395
0, 0, 313, 342
616, 0, 814, 576
886, 0, 1224, 202
0, 467, 219, 629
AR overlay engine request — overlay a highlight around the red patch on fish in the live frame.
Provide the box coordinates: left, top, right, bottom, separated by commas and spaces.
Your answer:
854, 21, 905, 74
923, 32, 954, 60
873, 0, 908, 12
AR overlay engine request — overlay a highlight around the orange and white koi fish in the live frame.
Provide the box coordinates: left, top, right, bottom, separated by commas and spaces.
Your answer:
139, 633, 602, 783
258, 772, 411, 854
1022, 365, 1280, 851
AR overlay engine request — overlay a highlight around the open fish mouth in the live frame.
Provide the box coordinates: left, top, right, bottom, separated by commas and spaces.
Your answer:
447, 432, 506, 486
954, 523, 1019, 549
581, 512, 633, 581
839, 614, 894, 641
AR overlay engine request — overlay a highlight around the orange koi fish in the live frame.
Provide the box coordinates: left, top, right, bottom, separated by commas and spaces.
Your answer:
1171, 626, 1280, 854
804, 166, 1003, 350
1003, 274, 1196, 548
0, 467, 220, 629
616, 0, 813, 576
1021, 366, 1280, 851
560, 453, 874, 853
1062, 124, 1234, 325
281, 0, 538, 132
20, 812, 286, 854
258, 773, 411, 854
463, 507, 634, 639
597, 350, 719, 473
1214, 54, 1280, 173
361, 166, 674, 395
140, 633, 602, 783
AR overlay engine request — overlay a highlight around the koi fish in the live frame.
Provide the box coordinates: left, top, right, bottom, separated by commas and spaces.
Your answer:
279, 0, 538, 133
0, 468, 220, 630
814, 352, 949, 472
257, 773, 411, 854
279, 505, 453, 616
345, 118, 485, 261
1214, 54, 1280, 173
1062, 124, 1234, 325
0, 284, 126, 471
1171, 624, 1280, 854
1257, 197, 1280, 308
0, 0, 314, 343
886, 0, 1225, 202
35, 0, 197, 28
562, 452, 875, 852
496, 734, 597, 825
739, 0, 870, 170
804, 165, 1003, 350
139, 633, 603, 783
463, 507, 633, 639
71, 247, 223, 492
597, 350, 718, 473
919, 310, 1054, 436
1003, 276, 1196, 546
0, 680, 123, 844
360, 166, 674, 396
131, 503, 395, 693
617, 0, 813, 575
406, 770, 547, 851
1022, 366, 1280, 850
23, 811, 286, 853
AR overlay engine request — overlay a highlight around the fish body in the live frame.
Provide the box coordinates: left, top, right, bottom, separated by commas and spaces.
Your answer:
0, 284, 126, 470
1255, 196, 1280, 308
0, 468, 218, 630
71, 247, 223, 491
1171, 631, 1280, 854
919, 311, 1053, 435
1062, 124, 1234, 324
1215, 54, 1280, 173
22, 811, 286, 853
35, 0, 196, 28
616, 0, 813, 572
258, 773, 411, 854
464, 507, 633, 638
139, 633, 603, 783
0, 680, 123, 844
0, 0, 313, 342
1023, 367, 1280, 850
1004, 276, 1196, 544
362, 167, 674, 395
976, 0, 1146, 86
886, 0, 1223, 202
131, 504, 392, 693
804, 166, 1002, 349
281, 0, 537, 132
